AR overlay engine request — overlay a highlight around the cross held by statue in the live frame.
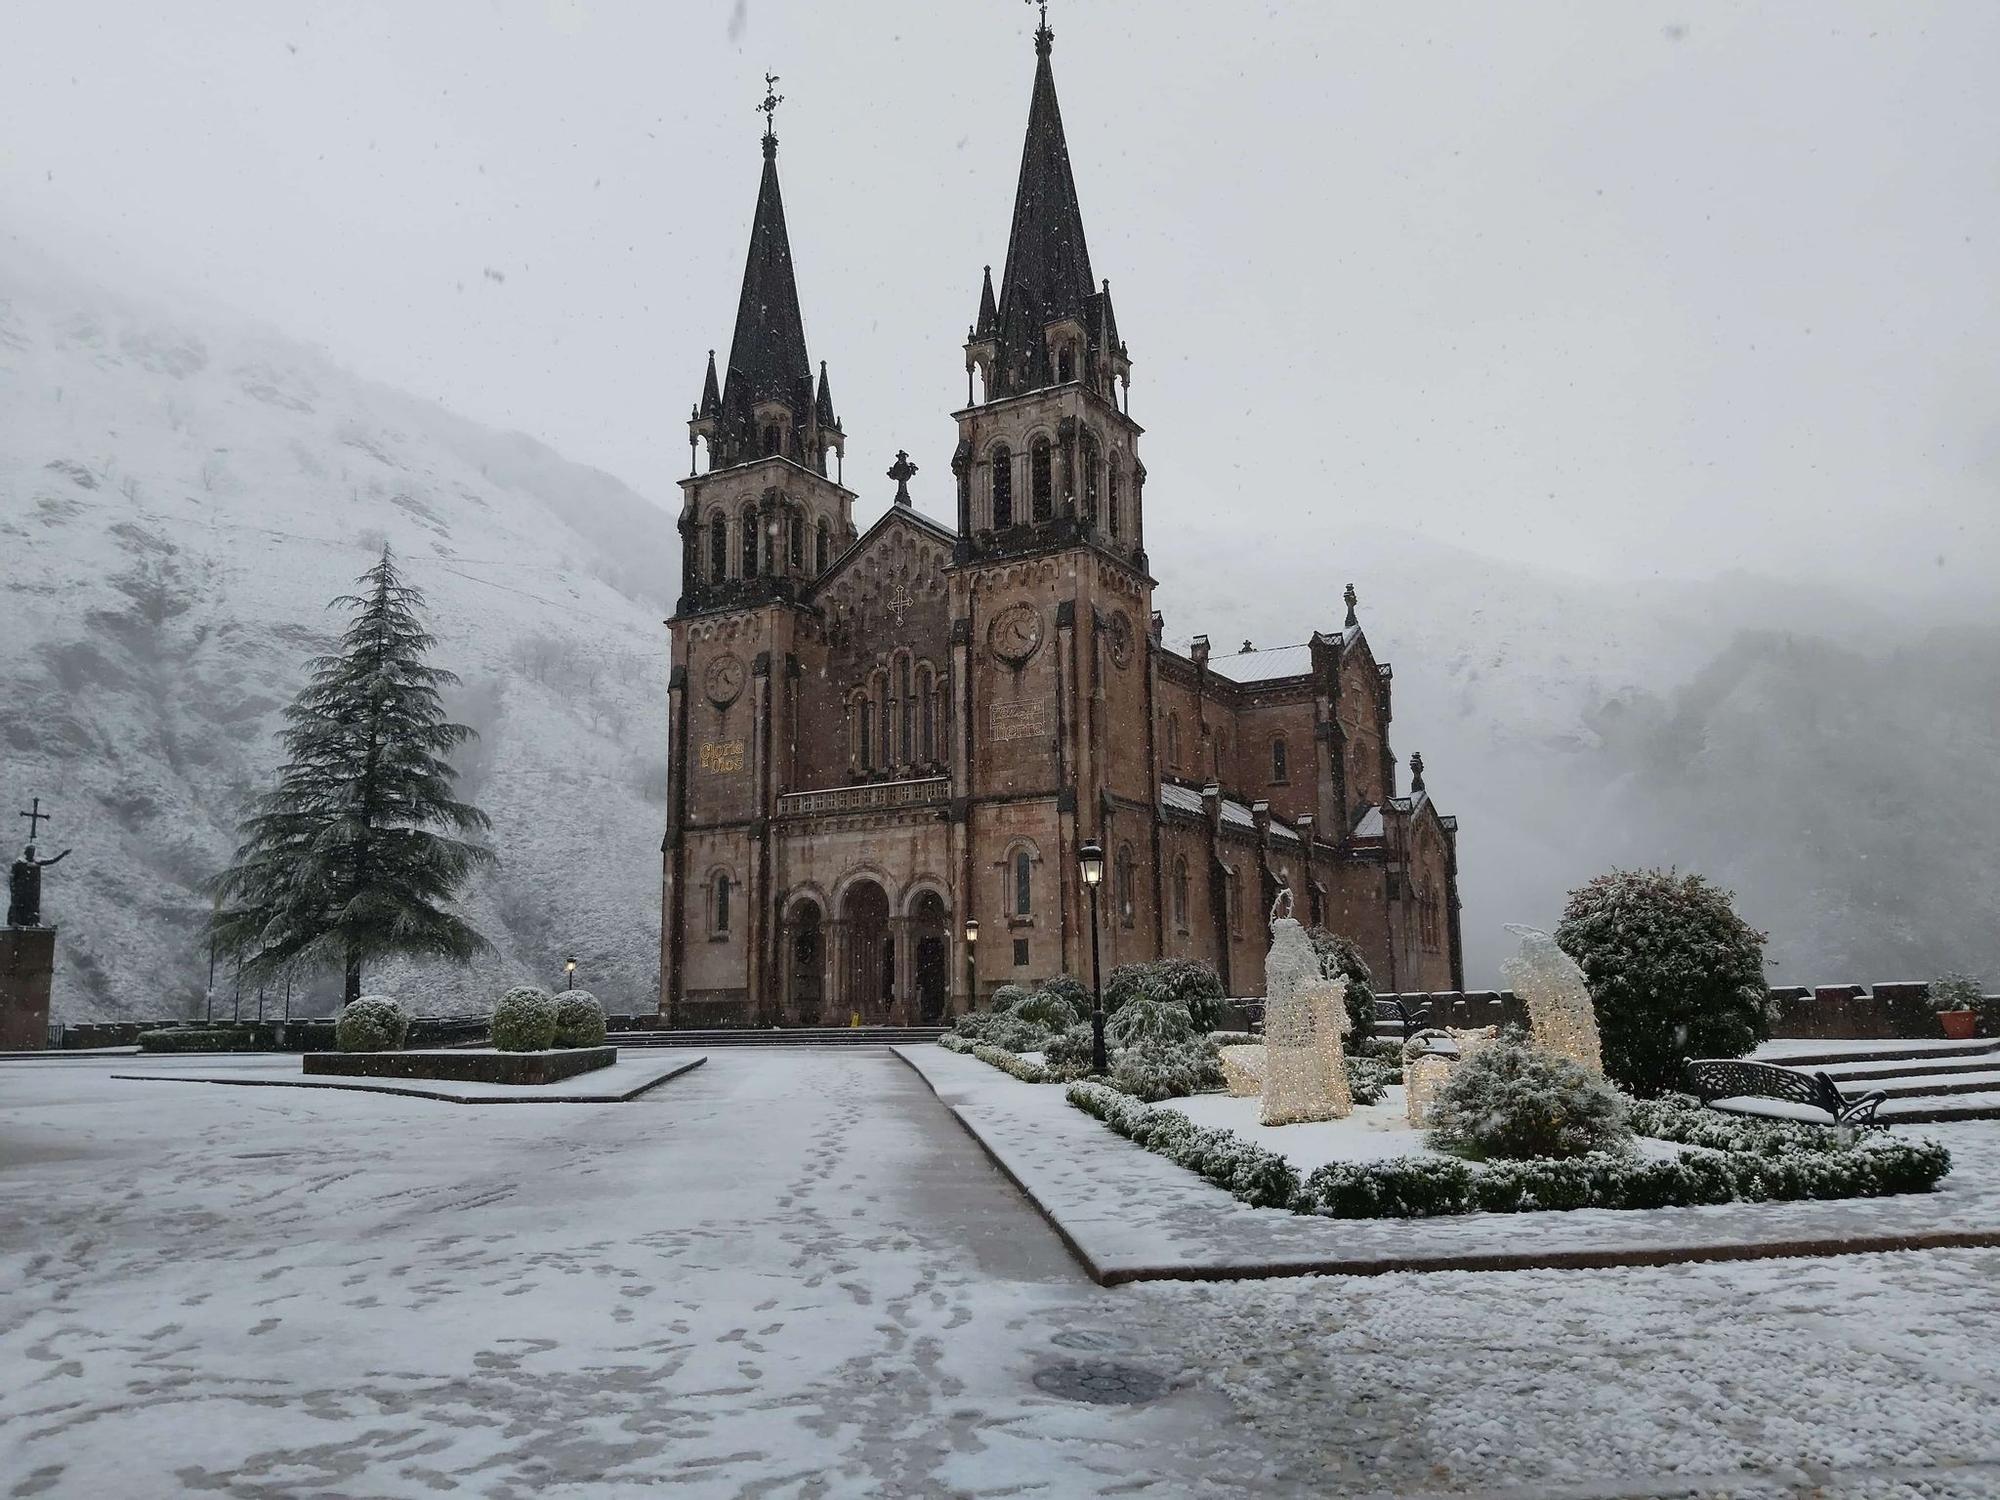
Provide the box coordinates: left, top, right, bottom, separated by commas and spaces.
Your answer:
20, 798, 49, 844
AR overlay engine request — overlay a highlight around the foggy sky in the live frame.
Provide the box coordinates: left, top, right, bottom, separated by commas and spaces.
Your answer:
5, 0, 1996, 607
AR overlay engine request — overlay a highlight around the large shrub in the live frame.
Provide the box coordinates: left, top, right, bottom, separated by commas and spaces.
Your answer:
552, 990, 607, 1048
1109, 1035, 1224, 1102
1103, 959, 1225, 1033
988, 983, 1033, 1016
1009, 981, 1083, 1032
335, 995, 410, 1053
1043, 1024, 1099, 1077
1427, 1039, 1631, 1160
1555, 869, 1769, 1096
1307, 928, 1376, 1041
491, 985, 558, 1052
1106, 994, 1196, 1050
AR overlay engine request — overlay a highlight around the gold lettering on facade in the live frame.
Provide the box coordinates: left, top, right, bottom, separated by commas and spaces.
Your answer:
699, 741, 747, 773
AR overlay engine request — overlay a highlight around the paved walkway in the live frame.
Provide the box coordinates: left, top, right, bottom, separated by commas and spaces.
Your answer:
3, 1049, 1999, 1498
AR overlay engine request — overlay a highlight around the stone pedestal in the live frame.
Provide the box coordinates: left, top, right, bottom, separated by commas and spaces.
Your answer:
0, 927, 55, 1050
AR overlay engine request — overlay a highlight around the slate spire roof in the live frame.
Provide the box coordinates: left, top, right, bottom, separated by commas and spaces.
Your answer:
990, 27, 1097, 392
716, 132, 814, 426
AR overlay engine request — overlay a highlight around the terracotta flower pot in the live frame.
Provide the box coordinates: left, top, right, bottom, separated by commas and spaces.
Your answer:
1939, 1009, 1978, 1040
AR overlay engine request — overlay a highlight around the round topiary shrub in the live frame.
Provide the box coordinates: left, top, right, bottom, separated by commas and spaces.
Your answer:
552, 990, 607, 1048
1427, 1039, 1631, 1160
1146, 958, 1227, 1034
1555, 868, 1770, 1097
491, 985, 559, 1052
335, 995, 409, 1053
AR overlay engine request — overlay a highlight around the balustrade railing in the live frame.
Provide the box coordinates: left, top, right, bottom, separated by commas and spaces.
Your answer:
777, 776, 950, 819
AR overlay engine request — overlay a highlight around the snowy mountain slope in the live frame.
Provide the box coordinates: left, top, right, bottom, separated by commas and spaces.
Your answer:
0, 237, 678, 1021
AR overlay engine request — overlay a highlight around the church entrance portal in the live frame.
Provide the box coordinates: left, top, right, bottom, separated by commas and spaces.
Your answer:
790, 903, 824, 1026
840, 881, 892, 1023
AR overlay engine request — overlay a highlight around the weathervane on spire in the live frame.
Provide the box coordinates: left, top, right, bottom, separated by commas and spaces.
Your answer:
759, 72, 784, 155
1025, 0, 1053, 54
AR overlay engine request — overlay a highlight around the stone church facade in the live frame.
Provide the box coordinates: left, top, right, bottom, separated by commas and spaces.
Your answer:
661, 20, 1463, 1026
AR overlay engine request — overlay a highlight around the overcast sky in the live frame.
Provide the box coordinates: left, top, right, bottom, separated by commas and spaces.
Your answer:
4, 0, 1996, 601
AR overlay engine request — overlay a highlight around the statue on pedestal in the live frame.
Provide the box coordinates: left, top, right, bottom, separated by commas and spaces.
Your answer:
9, 802, 70, 930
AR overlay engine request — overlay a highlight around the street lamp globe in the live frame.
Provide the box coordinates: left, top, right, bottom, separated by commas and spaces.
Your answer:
1078, 840, 1105, 887
963, 917, 978, 945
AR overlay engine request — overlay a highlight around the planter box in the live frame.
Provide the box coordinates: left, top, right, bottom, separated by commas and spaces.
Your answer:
304, 1047, 616, 1086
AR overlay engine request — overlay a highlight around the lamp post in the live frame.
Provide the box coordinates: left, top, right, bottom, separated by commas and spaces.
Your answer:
962, 917, 979, 1014
564, 956, 578, 992
1079, 840, 1107, 1075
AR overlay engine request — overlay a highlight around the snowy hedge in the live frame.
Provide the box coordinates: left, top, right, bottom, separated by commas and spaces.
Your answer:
1067, 1082, 1952, 1220
552, 990, 607, 1048
335, 995, 410, 1054
1067, 1082, 1300, 1209
1108, 1035, 1224, 1103
939, 1032, 1054, 1082
491, 985, 558, 1052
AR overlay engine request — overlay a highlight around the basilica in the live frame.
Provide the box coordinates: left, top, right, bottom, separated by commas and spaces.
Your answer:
660, 18, 1464, 1026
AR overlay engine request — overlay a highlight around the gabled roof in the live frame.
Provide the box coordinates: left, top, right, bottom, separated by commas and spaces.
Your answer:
720, 139, 814, 421
1158, 781, 1304, 845
811, 500, 958, 597
1209, 642, 1314, 684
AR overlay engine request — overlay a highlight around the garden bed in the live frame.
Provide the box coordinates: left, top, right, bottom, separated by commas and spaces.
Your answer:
303, 1046, 616, 1086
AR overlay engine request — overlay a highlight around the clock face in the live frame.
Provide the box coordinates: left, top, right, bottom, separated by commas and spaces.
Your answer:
988, 602, 1044, 667
704, 652, 746, 707
1106, 610, 1133, 669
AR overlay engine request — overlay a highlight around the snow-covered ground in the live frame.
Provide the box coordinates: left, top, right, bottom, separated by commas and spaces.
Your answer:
6, 1049, 2000, 1497
110, 1049, 701, 1102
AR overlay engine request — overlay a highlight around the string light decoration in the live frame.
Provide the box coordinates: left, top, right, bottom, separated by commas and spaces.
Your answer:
1219, 1044, 1267, 1097
1260, 895, 1353, 1125
1403, 1025, 1501, 1126
1503, 924, 1605, 1076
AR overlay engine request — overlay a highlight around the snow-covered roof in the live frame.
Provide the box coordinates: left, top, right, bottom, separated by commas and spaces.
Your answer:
1207, 642, 1314, 684
1158, 782, 1303, 844
1353, 805, 1385, 839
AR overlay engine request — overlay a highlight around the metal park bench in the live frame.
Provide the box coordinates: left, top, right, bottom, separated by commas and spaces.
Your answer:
1682, 1058, 1887, 1126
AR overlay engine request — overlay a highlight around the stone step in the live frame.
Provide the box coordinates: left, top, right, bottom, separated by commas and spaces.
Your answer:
1761, 1039, 2000, 1068
1819, 1051, 2000, 1083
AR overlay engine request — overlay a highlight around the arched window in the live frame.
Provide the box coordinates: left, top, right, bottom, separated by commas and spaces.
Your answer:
934, 676, 951, 762
708, 513, 728, 580
858, 698, 875, 772
1108, 455, 1122, 539
1116, 844, 1135, 927
712, 872, 732, 936
991, 445, 1013, 529
1058, 345, 1074, 383
1081, 433, 1100, 526
1013, 850, 1033, 916
1271, 737, 1289, 783
871, 669, 890, 770
1166, 713, 1181, 770
740, 507, 758, 577
1031, 439, 1053, 523
763, 423, 782, 456
787, 512, 803, 572
898, 655, 915, 766
1172, 858, 1189, 931
918, 665, 936, 762
816, 518, 831, 575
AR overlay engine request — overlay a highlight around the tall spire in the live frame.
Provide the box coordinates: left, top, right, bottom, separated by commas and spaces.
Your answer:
991, 18, 1095, 393
722, 131, 812, 419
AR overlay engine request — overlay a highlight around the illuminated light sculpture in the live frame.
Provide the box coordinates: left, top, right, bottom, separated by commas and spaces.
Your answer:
1403, 1025, 1501, 1126
1219, 1044, 1267, 1097
1504, 923, 1604, 1076
1260, 892, 1353, 1125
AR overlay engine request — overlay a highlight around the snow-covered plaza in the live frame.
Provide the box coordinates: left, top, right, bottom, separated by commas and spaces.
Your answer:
5, 1047, 2000, 1498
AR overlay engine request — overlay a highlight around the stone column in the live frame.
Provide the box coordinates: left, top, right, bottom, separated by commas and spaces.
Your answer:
0, 928, 54, 1050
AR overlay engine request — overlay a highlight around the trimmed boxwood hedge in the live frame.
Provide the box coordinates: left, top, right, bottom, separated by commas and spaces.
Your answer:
939, 1032, 1055, 1082
1065, 1082, 1952, 1220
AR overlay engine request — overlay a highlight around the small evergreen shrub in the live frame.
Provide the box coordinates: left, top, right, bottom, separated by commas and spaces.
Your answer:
1346, 1055, 1394, 1105
989, 983, 1034, 1016
1103, 959, 1225, 1032
1427, 1040, 1631, 1160
1931, 972, 1983, 1013
1556, 868, 1770, 1096
552, 990, 607, 1048
1307, 927, 1376, 1041
491, 985, 558, 1052
1043, 1024, 1099, 1077
335, 995, 409, 1053
983, 1015, 1057, 1054
137, 1026, 267, 1054
1109, 1035, 1224, 1102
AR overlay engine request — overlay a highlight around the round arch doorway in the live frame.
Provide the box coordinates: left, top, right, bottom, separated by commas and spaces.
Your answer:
789, 902, 825, 1026
912, 891, 950, 1024
840, 880, 892, 1024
